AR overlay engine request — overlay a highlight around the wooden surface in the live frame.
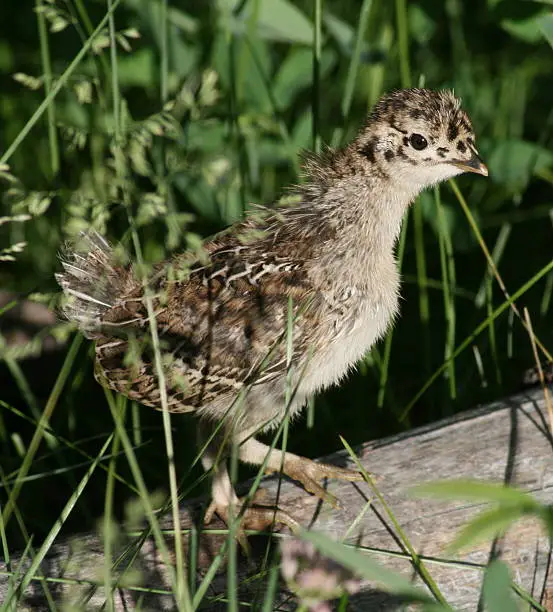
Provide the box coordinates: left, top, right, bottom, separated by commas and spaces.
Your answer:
1, 387, 552, 610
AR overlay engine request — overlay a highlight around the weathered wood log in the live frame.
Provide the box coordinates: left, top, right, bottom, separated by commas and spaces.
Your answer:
1, 387, 552, 611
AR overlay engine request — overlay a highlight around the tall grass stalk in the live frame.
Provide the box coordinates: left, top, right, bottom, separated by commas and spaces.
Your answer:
435, 186, 457, 402
104, 388, 183, 605
0, 463, 58, 610
395, 0, 432, 388
523, 308, 553, 437
401, 255, 553, 421
107, 0, 190, 605
103, 396, 126, 612
3, 433, 113, 610
341, 438, 448, 606
312, 0, 322, 153
331, 0, 373, 147
450, 180, 553, 363
0, 399, 140, 494
1, 334, 83, 528
35, 0, 59, 177
486, 279, 502, 387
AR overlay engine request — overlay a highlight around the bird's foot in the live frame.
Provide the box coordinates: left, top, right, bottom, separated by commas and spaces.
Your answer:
269, 457, 364, 508
204, 489, 300, 546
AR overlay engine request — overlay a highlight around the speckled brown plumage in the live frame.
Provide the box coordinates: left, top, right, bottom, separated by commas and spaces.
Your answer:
57, 88, 488, 533
70, 209, 337, 418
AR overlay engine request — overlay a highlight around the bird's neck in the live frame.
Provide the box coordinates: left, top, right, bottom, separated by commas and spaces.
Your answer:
309, 173, 418, 277
300, 144, 422, 247
340, 180, 413, 246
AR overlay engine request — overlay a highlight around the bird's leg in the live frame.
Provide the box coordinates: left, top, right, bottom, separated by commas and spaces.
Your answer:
239, 437, 363, 508
199, 424, 300, 537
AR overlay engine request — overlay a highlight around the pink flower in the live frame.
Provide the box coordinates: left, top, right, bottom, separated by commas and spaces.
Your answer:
280, 537, 362, 611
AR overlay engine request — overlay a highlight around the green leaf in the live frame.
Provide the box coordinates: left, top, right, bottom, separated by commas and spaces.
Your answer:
541, 505, 553, 541
412, 480, 540, 508
173, 174, 222, 221
323, 12, 355, 52
538, 12, 553, 48
501, 11, 552, 43
256, 0, 313, 44
273, 48, 335, 109
447, 505, 527, 553
300, 530, 434, 603
482, 560, 518, 612
409, 4, 437, 44
27, 192, 52, 216
291, 111, 312, 151
221, 0, 314, 45
487, 139, 553, 191
113, 49, 155, 88
124, 0, 199, 35
240, 36, 274, 111
211, 31, 272, 112
185, 121, 227, 153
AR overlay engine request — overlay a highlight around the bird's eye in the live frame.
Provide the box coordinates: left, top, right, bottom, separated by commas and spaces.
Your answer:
409, 133, 428, 150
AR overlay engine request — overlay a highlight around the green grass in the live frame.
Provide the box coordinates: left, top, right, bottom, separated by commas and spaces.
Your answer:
1, 0, 553, 609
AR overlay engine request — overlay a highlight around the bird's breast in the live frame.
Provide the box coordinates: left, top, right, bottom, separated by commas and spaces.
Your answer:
299, 271, 400, 395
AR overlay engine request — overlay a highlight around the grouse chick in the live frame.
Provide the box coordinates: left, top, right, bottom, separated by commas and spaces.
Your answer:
56, 88, 488, 531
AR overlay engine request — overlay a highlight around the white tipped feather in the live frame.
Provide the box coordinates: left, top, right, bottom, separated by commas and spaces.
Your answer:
56, 231, 128, 338
65, 288, 112, 308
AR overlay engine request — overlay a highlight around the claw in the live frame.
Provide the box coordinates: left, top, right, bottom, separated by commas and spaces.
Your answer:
283, 458, 364, 507
204, 498, 218, 526
204, 489, 301, 549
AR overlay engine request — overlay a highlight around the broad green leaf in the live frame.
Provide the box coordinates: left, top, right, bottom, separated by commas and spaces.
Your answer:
273, 48, 336, 109
173, 174, 222, 221
167, 6, 200, 34
256, 0, 314, 45
538, 12, 553, 48
221, 0, 314, 45
501, 11, 551, 43
300, 530, 434, 603
487, 139, 553, 191
256, 138, 296, 166
211, 32, 273, 110
412, 480, 540, 508
482, 560, 518, 612
124, 0, 199, 35
185, 121, 227, 153
447, 505, 528, 553
409, 4, 437, 44
273, 46, 312, 106
291, 111, 312, 151
122, 1, 199, 79
113, 49, 155, 87
323, 12, 355, 51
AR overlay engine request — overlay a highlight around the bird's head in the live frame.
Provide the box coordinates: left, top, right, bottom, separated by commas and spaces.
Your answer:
353, 88, 487, 192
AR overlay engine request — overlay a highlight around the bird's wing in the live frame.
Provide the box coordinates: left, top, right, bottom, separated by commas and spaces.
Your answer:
94, 228, 322, 413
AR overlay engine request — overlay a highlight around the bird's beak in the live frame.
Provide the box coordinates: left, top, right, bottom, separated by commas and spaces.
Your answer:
452, 150, 488, 176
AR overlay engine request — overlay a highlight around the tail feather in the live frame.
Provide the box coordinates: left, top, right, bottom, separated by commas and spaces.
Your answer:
56, 231, 129, 338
